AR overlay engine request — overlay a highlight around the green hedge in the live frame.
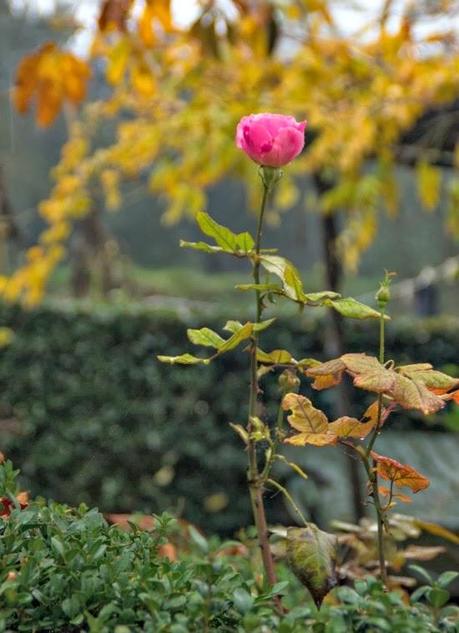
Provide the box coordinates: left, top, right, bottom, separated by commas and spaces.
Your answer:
0, 301, 457, 533
1, 462, 458, 632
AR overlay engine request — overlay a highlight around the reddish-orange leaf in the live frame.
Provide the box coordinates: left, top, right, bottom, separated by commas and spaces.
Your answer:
440, 389, 459, 404
0, 492, 28, 518
98, 0, 134, 32
378, 485, 412, 504
306, 358, 346, 390
310, 373, 342, 390
371, 451, 430, 493
158, 542, 177, 561
106, 513, 156, 531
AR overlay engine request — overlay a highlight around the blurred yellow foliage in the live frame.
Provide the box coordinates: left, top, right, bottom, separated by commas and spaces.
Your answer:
7, 0, 459, 303
14, 42, 90, 127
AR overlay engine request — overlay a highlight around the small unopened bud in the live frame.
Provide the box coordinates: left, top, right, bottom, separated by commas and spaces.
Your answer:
375, 271, 395, 309
375, 284, 390, 308
279, 370, 300, 393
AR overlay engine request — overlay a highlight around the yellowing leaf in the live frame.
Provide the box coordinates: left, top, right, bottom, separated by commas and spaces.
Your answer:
412, 519, 459, 546
214, 322, 253, 354
328, 415, 375, 439
131, 62, 157, 97
257, 348, 293, 364
157, 353, 210, 365
138, 4, 156, 47
274, 524, 338, 607
307, 354, 446, 414
417, 161, 442, 211
343, 353, 396, 393
14, 43, 90, 127
309, 373, 341, 390
371, 451, 430, 493
106, 38, 131, 85
391, 374, 445, 415
146, 0, 173, 32
398, 364, 459, 391
306, 358, 346, 390
282, 393, 336, 446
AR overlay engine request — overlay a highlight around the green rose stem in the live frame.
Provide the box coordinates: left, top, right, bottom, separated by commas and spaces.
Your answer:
247, 166, 281, 602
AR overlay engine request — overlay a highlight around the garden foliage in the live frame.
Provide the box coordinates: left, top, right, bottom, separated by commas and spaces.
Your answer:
0, 302, 457, 534
1, 461, 458, 632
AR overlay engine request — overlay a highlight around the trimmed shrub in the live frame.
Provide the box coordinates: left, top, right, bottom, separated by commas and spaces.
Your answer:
0, 461, 457, 632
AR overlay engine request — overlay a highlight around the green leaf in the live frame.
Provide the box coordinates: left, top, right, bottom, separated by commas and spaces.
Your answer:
179, 240, 225, 254
411, 586, 430, 603
428, 586, 450, 609
326, 297, 384, 320
284, 264, 306, 301
281, 524, 338, 606
157, 353, 210, 365
254, 318, 276, 332
51, 536, 65, 559
217, 322, 253, 354
233, 587, 254, 613
223, 319, 274, 335
187, 327, 225, 348
303, 291, 341, 303
188, 525, 209, 554
223, 320, 244, 334
438, 571, 459, 588
159, 320, 267, 366
235, 283, 281, 293
229, 423, 249, 444
196, 212, 254, 253
409, 564, 433, 584
275, 454, 308, 481
259, 254, 289, 279
259, 255, 306, 302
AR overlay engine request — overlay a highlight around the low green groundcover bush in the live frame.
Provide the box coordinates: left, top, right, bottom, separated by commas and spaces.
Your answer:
0, 302, 458, 533
1, 463, 458, 632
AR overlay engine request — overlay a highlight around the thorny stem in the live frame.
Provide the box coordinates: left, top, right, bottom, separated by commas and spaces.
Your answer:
247, 174, 280, 601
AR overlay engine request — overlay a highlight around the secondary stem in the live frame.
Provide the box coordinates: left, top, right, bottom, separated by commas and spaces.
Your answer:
365, 306, 387, 584
247, 177, 279, 592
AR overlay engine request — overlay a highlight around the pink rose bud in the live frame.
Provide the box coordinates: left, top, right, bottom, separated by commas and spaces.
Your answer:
236, 113, 307, 167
